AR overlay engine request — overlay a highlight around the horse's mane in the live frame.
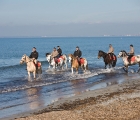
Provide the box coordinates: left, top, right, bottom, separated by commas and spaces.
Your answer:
99, 50, 107, 54
121, 50, 128, 56
46, 53, 51, 56
69, 54, 76, 59
23, 54, 29, 58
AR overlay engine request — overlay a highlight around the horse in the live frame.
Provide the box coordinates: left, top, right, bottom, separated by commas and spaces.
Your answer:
118, 50, 140, 73
98, 50, 117, 69
68, 54, 88, 74
20, 54, 42, 80
46, 53, 67, 70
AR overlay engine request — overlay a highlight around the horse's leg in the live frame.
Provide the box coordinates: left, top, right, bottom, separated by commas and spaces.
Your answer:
65, 61, 68, 69
105, 63, 107, 69
109, 63, 111, 68
61, 60, 64, 70
33, 71, 36, 80
81, 65, 85, 73
61, 63, 64, 70
123, 66, 128, 73
76, 68, 78, 74
126, 66, 128, 73
71, 67, 74, 74
137, 63, 140, 73
28, 71, 30, 77
84, 64, 86, 72
27, 71, 31, 81
53, 64, 56, 69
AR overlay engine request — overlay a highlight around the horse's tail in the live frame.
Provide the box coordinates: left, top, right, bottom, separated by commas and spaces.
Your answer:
86, 63, 88, 70
83, 58, 88, 70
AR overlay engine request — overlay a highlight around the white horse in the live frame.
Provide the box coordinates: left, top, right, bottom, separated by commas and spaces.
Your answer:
20, 54, 37, 80
46, 53, 67, 70
118, 50, 140, 72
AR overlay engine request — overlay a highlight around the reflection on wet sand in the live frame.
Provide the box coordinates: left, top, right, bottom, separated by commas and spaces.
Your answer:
26, 87, 44, 110
70, 79, 87, 95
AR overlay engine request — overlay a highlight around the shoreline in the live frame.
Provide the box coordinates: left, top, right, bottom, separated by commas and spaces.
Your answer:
3, 76, 140, 120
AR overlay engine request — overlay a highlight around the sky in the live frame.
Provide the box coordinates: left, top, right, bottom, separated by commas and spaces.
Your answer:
0, 0, 140, 37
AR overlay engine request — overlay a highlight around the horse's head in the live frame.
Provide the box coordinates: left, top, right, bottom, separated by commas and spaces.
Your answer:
98, 50, 105, 59
20, 54, 27, 64
118, 50, 127, 58
46, 53, 51, 62
68, 54, 74, 63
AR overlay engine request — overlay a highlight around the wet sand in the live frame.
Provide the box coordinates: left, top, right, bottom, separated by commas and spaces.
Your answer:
10, 76, 140, 120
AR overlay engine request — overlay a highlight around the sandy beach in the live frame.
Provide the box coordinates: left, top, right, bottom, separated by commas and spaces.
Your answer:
8, 76, 140, 120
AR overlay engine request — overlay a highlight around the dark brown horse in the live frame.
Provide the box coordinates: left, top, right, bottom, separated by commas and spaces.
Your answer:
98, 50, 117, 69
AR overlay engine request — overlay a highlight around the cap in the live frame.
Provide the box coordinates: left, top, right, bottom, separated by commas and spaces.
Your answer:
54, 47, 56, 49
57, 46, 60, 47
76, 46, 79, 48
33, 47, 36, 49
130, 44, 133, 47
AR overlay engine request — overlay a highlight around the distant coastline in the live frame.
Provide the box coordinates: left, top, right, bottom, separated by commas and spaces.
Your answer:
0, 35, 140, 39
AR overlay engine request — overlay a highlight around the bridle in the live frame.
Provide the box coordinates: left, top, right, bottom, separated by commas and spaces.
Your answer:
21, 55, 32, 64
120, 51, 127, 58
20, 55, 26, 63
98, 51, 107, 59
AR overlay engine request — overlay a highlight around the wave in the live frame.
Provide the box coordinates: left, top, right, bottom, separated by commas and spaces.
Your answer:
0, 60, 48, 70
0, 67, 122, 94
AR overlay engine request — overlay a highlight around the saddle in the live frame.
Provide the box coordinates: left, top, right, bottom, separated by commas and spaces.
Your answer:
54, 56, 64, 63
127, 56, 135, 62
80, 58, 84, 64
109, 54, 116, 61
34, 61, 41, 67
76, 58, 84, 65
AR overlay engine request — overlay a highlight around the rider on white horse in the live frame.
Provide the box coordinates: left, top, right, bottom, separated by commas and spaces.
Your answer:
29, 47, 38, 65
127, 44, 135, 63
57, 46, 62, 58
51, 47, 59, 65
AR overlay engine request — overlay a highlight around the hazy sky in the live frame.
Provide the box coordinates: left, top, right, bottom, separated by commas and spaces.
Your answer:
0, 0, 140, 37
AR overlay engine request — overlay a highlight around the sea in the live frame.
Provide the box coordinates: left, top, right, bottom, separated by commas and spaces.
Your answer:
0, 37, 140, 119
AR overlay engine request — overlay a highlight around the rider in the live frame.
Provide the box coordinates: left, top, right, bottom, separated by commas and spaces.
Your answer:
51, 47, 59, 64
128, 44, 135, 63
108, 44, 114, 60
57, 46, 62, 58
29, 47, 38, 59
29, 47, 39, 68
73, 46, 82, 65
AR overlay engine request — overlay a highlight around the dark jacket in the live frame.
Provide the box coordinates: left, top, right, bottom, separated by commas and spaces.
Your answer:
29, 51, 38, 59
57, 48, 62, 56
74, 50, 82, 58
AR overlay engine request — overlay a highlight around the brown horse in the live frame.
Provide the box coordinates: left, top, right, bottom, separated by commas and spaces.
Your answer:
98, 50, 117, 69
68, 54, 88, 74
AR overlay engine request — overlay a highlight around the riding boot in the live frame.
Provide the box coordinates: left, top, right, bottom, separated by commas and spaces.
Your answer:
77, 58, 81, 66
54, 58, 57, 63
128, 59, 131, 64
111, 55, 114, 61
79, 62, 81, 66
